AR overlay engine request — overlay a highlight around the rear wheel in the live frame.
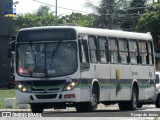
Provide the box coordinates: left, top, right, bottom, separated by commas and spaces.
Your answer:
137, 103, 143, 108
129, 87, 138, 110
76, 86, 98, 112
119, 87, 138, 110
30, 103, 44, 113
155, 94, 160, 108
118, 102, 128, 110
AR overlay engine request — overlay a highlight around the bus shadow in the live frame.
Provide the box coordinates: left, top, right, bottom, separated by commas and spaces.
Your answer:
43, 108, 146, 114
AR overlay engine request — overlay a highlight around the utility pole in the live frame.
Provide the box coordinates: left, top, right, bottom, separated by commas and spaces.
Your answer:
107, 0, 114, 29
55, 0, 57, 16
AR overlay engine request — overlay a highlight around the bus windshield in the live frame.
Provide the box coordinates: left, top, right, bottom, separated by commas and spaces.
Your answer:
16, 41, 77, 77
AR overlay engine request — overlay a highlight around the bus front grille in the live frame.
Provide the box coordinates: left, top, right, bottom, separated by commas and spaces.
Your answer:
35, 94, 57, 99
18, 80, 67, 92
31, 80, 66, 92
31, 88, 60, 92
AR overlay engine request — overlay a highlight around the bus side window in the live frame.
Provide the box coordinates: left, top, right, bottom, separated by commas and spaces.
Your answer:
88, 36, 98, 63
129, 40, 138, 64
108, 38, 118, 64
138, 41, 148, 65
118, 39, 129, 64
97, 36, 108, 63
148, 41, 154, 65
79, 38, 89, 70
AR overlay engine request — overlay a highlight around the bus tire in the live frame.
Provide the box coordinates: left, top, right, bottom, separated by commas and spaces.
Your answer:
118, 102, 128, 111
128, 87, 138, 110
75, 86, 98, 112
118, 87, 138, 110
30, 103, 44, 113
137, 103, 143, 108
155, 94, 160, 108
88, 85, 98, 111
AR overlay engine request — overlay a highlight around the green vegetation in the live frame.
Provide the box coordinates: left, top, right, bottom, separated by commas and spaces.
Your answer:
13, 5, 94, 35
0, 89, 15, 109
13, 1, 160, 50
137, 2, 160, 50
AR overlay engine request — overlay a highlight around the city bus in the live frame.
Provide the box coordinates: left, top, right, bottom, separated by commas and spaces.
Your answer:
15, 26, 157, 113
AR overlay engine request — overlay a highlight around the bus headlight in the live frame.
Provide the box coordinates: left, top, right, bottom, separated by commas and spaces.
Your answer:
22, 87, 27, 92
18, 84, 22, 89
63, 80, 79, 91
16, 82, 29, 92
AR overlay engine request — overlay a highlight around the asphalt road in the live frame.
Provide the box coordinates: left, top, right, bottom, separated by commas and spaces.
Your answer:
1, 104, 159, 120
41, 104, 160, 118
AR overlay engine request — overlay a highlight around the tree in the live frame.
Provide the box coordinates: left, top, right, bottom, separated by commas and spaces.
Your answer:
13, 13, 61, 35
60, 12, 94, 27
13, 6, 95, 35
137, 2, 160, 50
85, 0, 134, 29
36, 5, 54, 17
120, 0, 148, 31
13, 6, 61, 35
85, 0, 114, 28
84, 0, 152, 30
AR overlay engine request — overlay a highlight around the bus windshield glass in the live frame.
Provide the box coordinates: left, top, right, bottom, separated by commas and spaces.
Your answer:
16, 41, 77, 77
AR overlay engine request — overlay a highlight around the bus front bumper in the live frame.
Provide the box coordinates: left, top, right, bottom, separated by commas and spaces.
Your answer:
16, 88, 81, 104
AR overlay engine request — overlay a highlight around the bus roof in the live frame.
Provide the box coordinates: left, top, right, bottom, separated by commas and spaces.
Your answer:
19, 26, 153, 41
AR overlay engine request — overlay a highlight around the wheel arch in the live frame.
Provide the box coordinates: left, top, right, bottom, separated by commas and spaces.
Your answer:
91, 79, 100, 103
131, 79, 139, 100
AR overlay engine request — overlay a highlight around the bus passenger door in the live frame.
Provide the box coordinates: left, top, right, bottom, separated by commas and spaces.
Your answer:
78, 37, 91, 102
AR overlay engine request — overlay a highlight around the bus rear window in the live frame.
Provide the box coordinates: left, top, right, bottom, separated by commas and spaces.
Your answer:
17, 28, 76, 42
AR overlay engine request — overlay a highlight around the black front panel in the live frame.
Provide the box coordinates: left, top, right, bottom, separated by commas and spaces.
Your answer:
17, 28, 76, 42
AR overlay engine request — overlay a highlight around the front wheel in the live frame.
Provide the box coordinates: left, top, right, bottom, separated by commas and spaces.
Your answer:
75, 86, 98, 112
30, 103, 44, 113
155, 95, 160, 108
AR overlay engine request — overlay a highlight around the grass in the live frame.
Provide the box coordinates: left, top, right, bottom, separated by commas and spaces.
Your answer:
0, 89, 16, 109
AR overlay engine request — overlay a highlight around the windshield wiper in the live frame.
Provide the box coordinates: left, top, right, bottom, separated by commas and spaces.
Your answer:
29, 41, 37, 67
51, 40, 63, 62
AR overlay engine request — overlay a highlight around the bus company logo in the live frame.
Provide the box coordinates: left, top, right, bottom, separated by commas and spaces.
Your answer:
4, 3, 17, 17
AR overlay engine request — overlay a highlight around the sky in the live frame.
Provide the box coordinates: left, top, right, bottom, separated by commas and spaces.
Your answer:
12, 0, 157, 16
13, 0, 100, 16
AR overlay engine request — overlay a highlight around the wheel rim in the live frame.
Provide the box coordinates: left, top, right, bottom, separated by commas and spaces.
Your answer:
90, 93, 97, 107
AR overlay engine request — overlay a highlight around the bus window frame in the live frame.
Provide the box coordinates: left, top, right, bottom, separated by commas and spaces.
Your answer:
138, 40, 148, 65
118, 38, 129, 65
129, 39, 139, 65
108, 37, 119, 64
97, 36, 109, 64
88, 35, 98, 63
